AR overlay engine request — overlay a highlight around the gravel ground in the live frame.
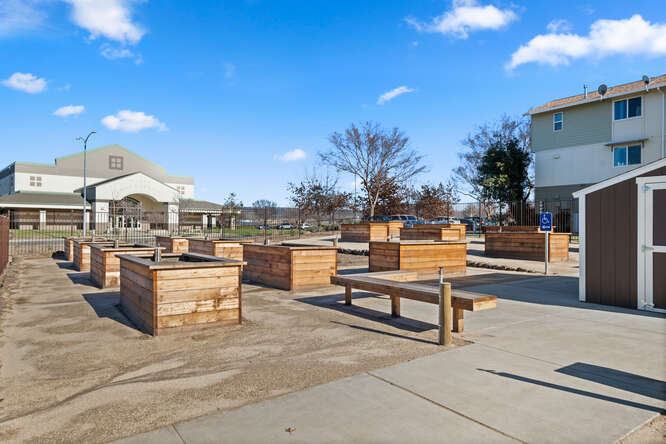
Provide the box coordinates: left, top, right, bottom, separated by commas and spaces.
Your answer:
0, 254, 462, 443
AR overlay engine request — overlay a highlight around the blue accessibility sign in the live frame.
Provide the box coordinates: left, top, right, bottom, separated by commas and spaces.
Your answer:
540, 212, 552, 232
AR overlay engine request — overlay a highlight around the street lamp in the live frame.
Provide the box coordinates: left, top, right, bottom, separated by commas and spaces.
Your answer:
76, 131, 96, 236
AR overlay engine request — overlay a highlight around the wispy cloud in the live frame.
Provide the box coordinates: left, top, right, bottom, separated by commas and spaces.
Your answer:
377, 86, 415, 105
57, 84, 71, 92
101, 110, 167, 132
100, 43, 142, 63
64, 0, 145, 44
54, 105, 85, 117
224, 62, 235, 79
546, 19, 572, 33
276, 149, 307, 162
507, 15, 666, 70
406, 0, 517, 39
0, 0, 46, 35
1, 72, 47, 93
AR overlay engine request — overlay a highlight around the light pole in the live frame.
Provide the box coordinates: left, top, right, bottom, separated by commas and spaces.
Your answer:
76, 131, 96, 236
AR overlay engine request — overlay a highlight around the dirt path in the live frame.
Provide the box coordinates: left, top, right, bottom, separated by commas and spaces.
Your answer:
0, 255, 458, 443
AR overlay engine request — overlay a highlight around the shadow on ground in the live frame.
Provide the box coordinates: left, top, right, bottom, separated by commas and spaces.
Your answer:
296, 292, 436, 334
82, 292, 138, 330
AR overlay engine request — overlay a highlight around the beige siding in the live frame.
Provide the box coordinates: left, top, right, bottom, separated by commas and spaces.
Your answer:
531, 101, 611, 152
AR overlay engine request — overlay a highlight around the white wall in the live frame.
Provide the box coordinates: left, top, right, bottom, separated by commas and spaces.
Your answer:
536, 91, 664, 188
166, 183, 194, 199
14, 172, 107, 194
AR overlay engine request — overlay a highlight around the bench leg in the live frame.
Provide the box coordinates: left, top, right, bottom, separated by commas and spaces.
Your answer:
453, 308, 464, 333
391, 295, 400, 317
345, 285, 352, 305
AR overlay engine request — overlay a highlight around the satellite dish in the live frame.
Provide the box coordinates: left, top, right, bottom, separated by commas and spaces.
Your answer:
598, 84, 607, 96
642, 75, 650, 85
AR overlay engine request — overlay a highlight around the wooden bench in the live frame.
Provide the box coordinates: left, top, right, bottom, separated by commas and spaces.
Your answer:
330, 271, 497, 333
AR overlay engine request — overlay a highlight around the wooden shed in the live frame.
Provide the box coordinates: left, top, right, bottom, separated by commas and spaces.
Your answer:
573, 158, 666, 311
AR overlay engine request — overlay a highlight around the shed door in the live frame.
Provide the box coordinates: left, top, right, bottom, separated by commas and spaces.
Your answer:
644, 182, 666, 311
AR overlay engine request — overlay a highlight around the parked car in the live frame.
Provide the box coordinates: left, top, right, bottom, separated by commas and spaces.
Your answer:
299, 223, 312, 229
276, 223, 295, 230
389, 214, 422, 228
459, 218, 476, 231
429, 216, 461, 225
364, 215, 390, 222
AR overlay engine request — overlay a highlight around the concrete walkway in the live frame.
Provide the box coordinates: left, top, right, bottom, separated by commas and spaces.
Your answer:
117, 275, 665, 443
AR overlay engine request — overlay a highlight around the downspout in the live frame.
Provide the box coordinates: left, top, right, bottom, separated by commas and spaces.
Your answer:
657, 86, 666, 159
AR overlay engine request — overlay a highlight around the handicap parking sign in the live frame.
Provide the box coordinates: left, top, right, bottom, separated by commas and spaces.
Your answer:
540, 212, 552, 232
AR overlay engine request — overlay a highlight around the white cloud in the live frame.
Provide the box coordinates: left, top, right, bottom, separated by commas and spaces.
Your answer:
1, 72, 47, 93
277, 149, 307, 162
54, 105, 85, 117
100, 45, 134, 59
57, 84, 71, 91
507, 15, 666, 70
377, 86, 415, 105
546, 19, 572, 33
65, 0, 145, 44
0, 0, 45, 35
406, 0, 517, 39
101, 110, 167, 132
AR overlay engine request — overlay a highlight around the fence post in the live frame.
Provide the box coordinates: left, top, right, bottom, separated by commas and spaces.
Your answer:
263, 206, 268, 245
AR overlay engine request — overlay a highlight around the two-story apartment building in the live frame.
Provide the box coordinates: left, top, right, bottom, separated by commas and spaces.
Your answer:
529, 74, 666, 201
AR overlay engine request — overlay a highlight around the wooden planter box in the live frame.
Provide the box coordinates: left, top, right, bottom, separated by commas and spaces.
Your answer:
64, 236, 105, 261
90, 244, 162, 288
484, 226, 552, 233
399, 227, 462, 241
187, 238, 249, 261
414, 224, 466, 239
73, 240, 128, 272
369, 240, 467, 273
118, 252, 244, 335
243, 244, 338, 290
485, 232, 570, 262
340, 223, 388, 242
155, 236, 189, 253
387, 221, 404, 238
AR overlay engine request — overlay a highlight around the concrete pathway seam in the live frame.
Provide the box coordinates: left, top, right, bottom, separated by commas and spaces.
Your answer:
171, 424, 186, 444
366, 371, 526, 443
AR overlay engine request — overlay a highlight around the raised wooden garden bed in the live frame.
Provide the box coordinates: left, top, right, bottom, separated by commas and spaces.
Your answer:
484, 226, 551, 233
414, 224, 466, 239
187, 238, 249, 261
243, 244, 338, 290
155, 236, 189, 253
90, 244, 162, 288
64, 236, 105, 261
118, 252, 244, 335
400, 227, 462, 241
485, 232, 570, 262
73, 239, 128, 272
369, 240, 467, 273
340, 223, 388, 242
387, 221, 404, 238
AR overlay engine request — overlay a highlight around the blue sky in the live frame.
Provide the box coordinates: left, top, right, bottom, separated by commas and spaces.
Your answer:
1, 0, 665, 205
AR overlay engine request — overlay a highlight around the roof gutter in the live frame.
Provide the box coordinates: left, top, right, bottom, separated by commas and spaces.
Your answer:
657, 86, 666, 159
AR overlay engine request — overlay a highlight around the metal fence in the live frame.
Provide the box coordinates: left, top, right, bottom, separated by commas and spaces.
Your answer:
0, 216, 8, 275
4, 207, 349, 257
4, 198, 579, 256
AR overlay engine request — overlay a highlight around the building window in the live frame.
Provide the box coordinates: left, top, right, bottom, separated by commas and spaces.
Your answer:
177, 186, 186, 196
553, 112, 563, 131
614, 97, 642, 120
613, 144, 642, 167
29, 176, 42, 187
109, 155, 124, 170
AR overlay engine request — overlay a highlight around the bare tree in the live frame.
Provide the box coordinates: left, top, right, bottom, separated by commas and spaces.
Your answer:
320, 122, 426, 218
288, 170, 350, 226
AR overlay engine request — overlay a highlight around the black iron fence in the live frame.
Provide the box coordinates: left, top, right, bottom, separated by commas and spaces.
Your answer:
4, 207, 349, 257
0, 215, 8, 275
4, 199, 578, 256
